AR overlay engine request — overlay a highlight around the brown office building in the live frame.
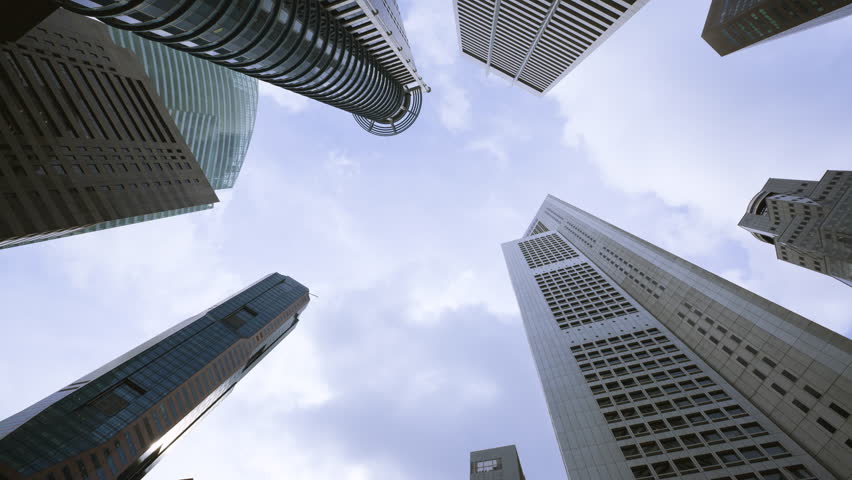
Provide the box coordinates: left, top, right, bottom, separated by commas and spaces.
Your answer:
0, 9, 218, 248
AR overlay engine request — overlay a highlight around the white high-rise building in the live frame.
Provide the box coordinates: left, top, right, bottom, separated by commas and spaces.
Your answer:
453, 0, 649, 94
502, 195, 851, 480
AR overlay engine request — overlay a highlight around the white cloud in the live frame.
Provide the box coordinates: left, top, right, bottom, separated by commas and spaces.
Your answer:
259, 81, 310, 113
403, 0, 458, 68
466, 137, 509, 169
325, 151, 361, 177
435, 74, 471, 132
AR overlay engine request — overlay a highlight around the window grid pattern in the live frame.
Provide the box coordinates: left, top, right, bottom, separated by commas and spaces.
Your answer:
455, 0, 648, 93
535, 263, 637, 329
676, 302, 851, 450
518, 232, 578, 268
0, 12, 217, 247
576, 329, 816, 480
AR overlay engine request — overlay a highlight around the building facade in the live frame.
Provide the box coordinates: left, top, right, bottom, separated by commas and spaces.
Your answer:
55, 0, 429, 136
0, 9, 218, 249
453, 0, 649, 95
0, 273, 310, 480
739, 170, 852, 286
2, 26, 260, 249
502, 195, 851, 480
702, 0, 852, 56
471, 445, 527, 480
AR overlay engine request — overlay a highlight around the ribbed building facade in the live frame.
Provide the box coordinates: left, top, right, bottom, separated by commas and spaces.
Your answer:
0, 273, 310, 480
454, 0, 649, 94
55, 0, 429, 136
702, 0, 852, 56
502, 196, 851, 480
0, 10, 218, 249
739, 170, 852, 286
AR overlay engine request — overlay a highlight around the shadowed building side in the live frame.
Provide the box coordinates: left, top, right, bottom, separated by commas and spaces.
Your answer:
0, 10, 218, 249
0, 273, 310, 480
702, 0, 852, 56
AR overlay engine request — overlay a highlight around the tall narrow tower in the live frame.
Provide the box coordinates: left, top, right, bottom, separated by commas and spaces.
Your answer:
0, 273, 310, 480
453, 0, 649, 94
502, 195, 851, 480
53, 0, 429, 136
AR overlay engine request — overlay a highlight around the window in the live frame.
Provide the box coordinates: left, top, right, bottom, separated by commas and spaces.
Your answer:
717, 450, 742, 466
762, 442, 788, 458
738, 446, 764, 462
114, 441, 126, 464
829, 403, 849, 419
104, 448, 118, 476
816, 417, 836, 434
742, 422, 767, 436
803, 385, 821, 399
473, 458, 501, 473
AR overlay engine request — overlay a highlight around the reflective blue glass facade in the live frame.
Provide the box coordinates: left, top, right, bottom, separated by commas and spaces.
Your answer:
0, 273, 310, 480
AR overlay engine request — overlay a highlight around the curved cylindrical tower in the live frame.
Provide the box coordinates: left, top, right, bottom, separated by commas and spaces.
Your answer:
56, 0, 428, 136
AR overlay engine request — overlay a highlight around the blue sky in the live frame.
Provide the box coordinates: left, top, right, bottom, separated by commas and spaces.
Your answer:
2, 1, 852, 479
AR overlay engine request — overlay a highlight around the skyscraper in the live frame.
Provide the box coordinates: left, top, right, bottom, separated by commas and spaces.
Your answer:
502, 195, 850, 480
739, 170, 852, 286
453, 0, 649, 94
0, 273, 310, 480
471, 445, 527, 480
0, 9, 218, 249
54, 0, 429, 136
1, 26, 260, 249
702, 0, 852, 56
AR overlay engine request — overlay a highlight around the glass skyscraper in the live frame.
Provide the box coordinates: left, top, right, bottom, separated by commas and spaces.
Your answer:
702, 0, 852, 56
55, 0, 429, 136
502, 195, 850, 480
0, 273, 310, 480
2, 26, 259, 249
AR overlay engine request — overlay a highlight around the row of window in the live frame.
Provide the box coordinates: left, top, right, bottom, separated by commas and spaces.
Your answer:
2, 160, 196, 178
611, 404, 750, 441
602, 389, 733, 423
571, 327, 661, 353
632, 456, 814, 480
584, 352, 693, 382
561, 219, 596, 250
598, 246, 664, 299
620, 422, 770, 460
576, 334, 674, 362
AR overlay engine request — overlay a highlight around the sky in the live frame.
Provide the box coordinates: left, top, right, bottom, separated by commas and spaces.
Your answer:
1, 1, 852, 479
